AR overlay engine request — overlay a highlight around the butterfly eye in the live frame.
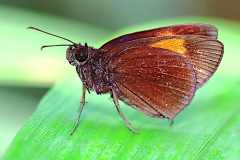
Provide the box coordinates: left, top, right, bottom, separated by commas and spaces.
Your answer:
75, 49, 88, 63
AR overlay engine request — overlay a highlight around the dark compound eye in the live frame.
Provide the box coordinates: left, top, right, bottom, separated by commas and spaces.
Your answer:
75, 50, 88, 63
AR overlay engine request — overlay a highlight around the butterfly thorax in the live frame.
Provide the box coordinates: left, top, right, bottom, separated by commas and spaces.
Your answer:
76, 49, 112, 94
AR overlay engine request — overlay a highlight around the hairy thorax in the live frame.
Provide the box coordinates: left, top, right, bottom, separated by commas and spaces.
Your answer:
77, 52, 111, 94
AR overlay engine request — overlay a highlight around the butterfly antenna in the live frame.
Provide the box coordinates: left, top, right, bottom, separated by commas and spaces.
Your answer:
40, 44, 72, 50
28, 26, 76, 44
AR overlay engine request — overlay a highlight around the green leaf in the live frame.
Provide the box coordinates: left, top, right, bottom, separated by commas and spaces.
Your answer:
3, 18, 240, 159
3, 76, 240, 160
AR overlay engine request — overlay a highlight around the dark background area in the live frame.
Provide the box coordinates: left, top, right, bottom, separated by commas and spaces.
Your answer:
1, 0, 240, 30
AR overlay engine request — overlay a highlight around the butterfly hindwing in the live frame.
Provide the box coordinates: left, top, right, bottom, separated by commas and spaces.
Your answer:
108, 47, 197, 118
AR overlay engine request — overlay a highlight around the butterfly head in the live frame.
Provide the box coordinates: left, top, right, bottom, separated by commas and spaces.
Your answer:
66, 43, 89, 66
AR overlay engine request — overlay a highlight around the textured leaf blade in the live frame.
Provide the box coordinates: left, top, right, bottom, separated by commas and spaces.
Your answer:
3, 75, 240, 160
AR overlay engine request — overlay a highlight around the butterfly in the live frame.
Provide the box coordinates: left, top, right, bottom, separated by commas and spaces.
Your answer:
29, 24, 224, 134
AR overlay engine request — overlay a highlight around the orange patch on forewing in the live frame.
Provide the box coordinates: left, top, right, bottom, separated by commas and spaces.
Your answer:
150, 38, 187, 55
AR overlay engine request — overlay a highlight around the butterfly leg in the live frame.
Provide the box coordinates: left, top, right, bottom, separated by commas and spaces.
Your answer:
169, 119, 174, 126
70, 85, 86, 135
112, 89, 138, 133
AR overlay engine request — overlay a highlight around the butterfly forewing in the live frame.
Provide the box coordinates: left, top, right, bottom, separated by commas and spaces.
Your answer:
101, 24, 218, 50
184, 36, 223, 87
102, 32, 223, 87
148, 35, 224, 87
108, 47, 196, 118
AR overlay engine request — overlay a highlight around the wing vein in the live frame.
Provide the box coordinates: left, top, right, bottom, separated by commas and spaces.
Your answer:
116, 83, 162, 115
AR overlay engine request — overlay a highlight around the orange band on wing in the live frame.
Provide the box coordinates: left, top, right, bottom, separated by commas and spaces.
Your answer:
149, 38, 187, 55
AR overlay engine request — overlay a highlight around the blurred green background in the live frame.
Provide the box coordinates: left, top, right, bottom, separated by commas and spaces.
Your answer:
0, 1, 240, 159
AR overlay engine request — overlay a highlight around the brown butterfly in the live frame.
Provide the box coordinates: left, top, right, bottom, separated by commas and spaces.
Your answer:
29, 24, 224, 134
